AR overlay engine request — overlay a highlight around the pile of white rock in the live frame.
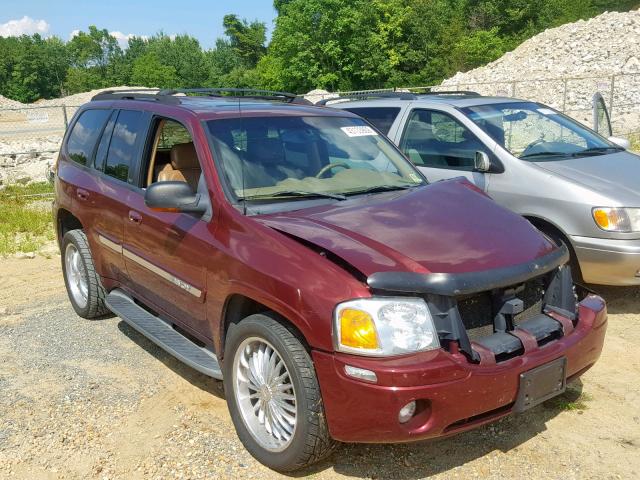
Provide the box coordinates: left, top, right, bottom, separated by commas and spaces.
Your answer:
441, 9, 640, 135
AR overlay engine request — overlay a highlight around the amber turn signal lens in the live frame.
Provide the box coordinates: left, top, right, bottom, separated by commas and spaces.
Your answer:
593, 208, 610, 229
339, 308, 379, 350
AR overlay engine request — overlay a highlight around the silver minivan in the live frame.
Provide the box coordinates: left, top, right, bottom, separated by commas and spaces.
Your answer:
329, 92, 640, 285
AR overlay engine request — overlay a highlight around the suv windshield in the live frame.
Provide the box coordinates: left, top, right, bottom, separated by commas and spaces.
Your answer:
207, 116, 424, 202
460, 102, 620, 161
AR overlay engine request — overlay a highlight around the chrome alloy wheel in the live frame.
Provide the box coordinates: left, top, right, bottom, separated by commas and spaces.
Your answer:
64, 243, 88, 309
232, 337, 298, 452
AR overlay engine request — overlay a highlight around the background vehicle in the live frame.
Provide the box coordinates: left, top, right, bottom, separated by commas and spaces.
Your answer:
53, 88, 606, 472
329, 92, 640, 286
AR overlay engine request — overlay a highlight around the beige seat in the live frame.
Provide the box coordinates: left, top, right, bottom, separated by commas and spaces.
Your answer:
157, 142, 201, 191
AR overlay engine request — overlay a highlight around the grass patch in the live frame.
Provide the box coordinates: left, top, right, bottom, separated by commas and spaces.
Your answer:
0, 182, 55, 256
628, 132, 640, 153
544, 388, 592, 411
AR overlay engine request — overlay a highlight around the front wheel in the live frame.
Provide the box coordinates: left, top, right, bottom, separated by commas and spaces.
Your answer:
223, 314, 335, 471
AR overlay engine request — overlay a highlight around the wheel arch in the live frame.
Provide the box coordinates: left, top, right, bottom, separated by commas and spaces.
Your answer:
219, 293, 311, 361
56, 208, 83, 247
524, 214, 583, 279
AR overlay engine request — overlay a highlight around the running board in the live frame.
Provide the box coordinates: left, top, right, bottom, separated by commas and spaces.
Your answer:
105, 289, 223, 379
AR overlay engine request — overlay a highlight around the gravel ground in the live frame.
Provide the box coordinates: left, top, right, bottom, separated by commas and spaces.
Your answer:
0, 254, 639, 479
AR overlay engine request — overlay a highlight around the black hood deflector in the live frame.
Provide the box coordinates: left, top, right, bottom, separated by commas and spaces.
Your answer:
367, 245, 569, 297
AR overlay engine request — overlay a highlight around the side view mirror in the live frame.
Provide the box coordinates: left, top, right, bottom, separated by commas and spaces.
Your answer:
608, 136, 630, 150
145, 181, 206, 214
474, 151, 491, 173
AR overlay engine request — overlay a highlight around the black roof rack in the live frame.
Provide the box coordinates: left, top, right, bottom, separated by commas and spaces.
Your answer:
316, 88, 480, 105
410, 88, 480, 96
91, 88, 312, 105
316, 91, 414, 106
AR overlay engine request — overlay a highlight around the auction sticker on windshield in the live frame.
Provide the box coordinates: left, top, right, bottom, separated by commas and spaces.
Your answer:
341, 125, 378, 137
537, 108, 558, 115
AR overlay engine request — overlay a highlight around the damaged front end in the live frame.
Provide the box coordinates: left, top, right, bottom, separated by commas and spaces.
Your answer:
367, 245, 583, 364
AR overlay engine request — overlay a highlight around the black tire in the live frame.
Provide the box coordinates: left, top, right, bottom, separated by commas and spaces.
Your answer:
539, 227, 584, 284
61, 229, 110, 319
223, 314, 335, 471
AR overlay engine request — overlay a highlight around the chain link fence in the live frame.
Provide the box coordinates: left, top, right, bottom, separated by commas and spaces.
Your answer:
1, 72, 640, 184
321, 72, 640, 143
0, 105, 80, 184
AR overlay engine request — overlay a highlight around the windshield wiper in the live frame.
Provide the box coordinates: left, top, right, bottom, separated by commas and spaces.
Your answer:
572, 146, 625, 156
242, 190, 347, 201
519, 151, 571, 159
345, 184, 418, 196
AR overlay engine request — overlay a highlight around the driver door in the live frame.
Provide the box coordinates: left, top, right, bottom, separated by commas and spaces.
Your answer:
397, 108, 491, 190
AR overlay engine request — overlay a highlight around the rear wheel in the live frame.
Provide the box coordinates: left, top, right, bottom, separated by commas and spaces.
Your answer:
61, 229, 109, 318
223, 314, 335, 471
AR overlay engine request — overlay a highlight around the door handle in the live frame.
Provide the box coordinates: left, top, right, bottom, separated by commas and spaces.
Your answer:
128, 210, 143, 225
76, 188, 89, 201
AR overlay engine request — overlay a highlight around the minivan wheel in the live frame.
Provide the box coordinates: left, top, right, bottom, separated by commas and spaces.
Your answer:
61, 229, 109, 319
223, 314, 335, 471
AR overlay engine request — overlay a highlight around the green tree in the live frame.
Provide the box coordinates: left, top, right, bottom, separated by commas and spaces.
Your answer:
65, 26, 123, 93
265, 0, 409, 92
0, 35, 68, 102
130, 53, 178, 87
222, 14, 267, 67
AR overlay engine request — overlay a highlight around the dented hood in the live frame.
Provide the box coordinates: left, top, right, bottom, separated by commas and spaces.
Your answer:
256, 179, 557, 277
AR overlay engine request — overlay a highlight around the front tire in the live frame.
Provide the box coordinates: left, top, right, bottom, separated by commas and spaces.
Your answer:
223, 314, 335, 471
61, 229, 109, 319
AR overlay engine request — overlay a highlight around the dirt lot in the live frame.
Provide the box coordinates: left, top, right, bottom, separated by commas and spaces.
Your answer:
0, 253, 639, 480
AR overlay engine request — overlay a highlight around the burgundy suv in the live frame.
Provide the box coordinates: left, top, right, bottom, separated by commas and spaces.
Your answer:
53, 88, 607, 471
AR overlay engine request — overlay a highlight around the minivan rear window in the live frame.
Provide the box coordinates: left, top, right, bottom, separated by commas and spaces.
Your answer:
66, 109, 111, 166
104, 110, 145, 183
344, 107, 401, 134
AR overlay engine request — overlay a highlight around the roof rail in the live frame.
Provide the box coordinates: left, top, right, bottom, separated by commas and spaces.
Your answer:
315, 88, 480, 105
91, 88, 311, 105
316, 91, 417, 106
410, 88, 480, 96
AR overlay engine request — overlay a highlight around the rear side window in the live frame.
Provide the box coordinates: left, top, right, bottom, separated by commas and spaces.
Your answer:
94, 111, 117, 171
105, 110, 145, 183
344, 107, 400, 134
66, 109, 111, 166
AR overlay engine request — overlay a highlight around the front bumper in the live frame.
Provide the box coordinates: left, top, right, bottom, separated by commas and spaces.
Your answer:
572, 235, 640, 285
313, 295, 607, 443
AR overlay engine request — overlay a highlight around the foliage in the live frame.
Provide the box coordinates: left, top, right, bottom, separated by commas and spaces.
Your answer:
0, 0, 638, 102
0, 182, 55, 255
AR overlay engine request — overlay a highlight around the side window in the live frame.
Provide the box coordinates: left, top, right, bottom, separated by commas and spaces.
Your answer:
94, 111, 117, 171
145, 118, 201, 192
66, 109, 111, 166
345, 107, 401, 134
400, 109, 487, 170
105, 110, 145, 183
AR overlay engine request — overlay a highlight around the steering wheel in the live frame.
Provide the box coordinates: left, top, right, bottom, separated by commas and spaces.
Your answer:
315, 162, 351, 178
524, 137, 546, 152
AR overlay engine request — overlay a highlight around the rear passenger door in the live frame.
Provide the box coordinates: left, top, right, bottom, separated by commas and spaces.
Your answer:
91, 109, 148, 282
397, 108, 493, 190
59, 108, 129, 281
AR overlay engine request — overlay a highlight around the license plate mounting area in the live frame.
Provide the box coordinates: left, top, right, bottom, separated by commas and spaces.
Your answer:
514, 357, 567, 413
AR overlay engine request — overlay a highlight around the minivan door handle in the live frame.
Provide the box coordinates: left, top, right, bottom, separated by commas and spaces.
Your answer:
76, 188, 90, 201
128, 210, 143, 225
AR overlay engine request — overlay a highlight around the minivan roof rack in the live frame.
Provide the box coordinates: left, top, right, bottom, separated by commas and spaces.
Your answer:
316, 89, 480, 105
91, 88, 311, 105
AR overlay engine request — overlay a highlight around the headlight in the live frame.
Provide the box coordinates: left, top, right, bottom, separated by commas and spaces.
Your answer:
592, 207, 640, 232
334, 298, 440, 356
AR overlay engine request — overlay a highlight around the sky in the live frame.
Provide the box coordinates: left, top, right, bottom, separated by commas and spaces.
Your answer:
0, 0, 278, 49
